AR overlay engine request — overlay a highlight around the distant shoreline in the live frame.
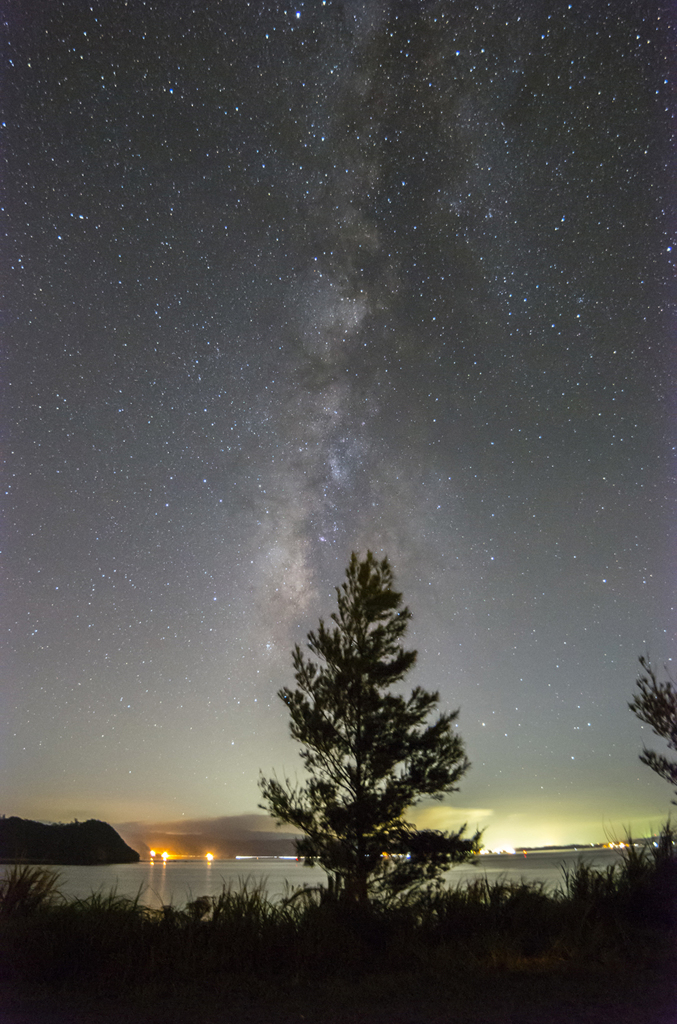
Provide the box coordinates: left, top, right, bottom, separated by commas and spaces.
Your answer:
0, 845, 628, 866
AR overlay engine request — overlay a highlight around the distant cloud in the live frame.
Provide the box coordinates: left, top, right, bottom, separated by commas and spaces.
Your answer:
116, 807, 496, 860
409, 806, 494, 833
115, 814, 300, 860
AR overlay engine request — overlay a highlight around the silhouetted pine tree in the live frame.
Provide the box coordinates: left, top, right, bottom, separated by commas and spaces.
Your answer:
260, 551, 480, 901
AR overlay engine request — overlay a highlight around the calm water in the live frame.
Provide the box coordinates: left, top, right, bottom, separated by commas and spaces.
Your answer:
8, 848, 626, 908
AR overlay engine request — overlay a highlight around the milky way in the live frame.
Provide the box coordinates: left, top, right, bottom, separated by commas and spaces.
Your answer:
4, 0, 675, 847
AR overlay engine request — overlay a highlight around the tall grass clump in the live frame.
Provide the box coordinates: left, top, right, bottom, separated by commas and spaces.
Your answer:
554, 822, 677, 953
0, 864, 62, 915
615, 822, 677, 928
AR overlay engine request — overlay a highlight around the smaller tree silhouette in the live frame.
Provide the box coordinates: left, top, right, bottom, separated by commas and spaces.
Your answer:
629, 655, 677, 803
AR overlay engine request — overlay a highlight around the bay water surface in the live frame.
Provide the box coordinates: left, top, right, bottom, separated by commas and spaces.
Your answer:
8, 848, 627, 908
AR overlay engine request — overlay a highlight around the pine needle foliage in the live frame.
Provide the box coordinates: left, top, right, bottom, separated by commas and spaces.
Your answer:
260, 551, 479, 901
629, 655, 677, 802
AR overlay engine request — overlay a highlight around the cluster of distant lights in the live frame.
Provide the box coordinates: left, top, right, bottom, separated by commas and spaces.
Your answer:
147, 844, 633, 861
480, 842, 631, 855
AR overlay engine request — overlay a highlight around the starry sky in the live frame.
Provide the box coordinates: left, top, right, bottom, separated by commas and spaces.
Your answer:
4, 0, 675, 852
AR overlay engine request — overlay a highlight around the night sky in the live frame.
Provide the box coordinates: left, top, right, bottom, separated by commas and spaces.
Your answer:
4, 0, 675, 853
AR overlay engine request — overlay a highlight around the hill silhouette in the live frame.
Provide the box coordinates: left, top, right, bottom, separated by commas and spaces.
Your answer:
0, 816, 140, 864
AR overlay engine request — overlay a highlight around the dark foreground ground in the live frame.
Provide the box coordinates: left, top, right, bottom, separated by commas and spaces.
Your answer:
2, 851, 676, 1023
2, 956, 675, 1024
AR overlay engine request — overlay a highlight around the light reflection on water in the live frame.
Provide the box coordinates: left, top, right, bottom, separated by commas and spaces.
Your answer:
16, 848, 626, 908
